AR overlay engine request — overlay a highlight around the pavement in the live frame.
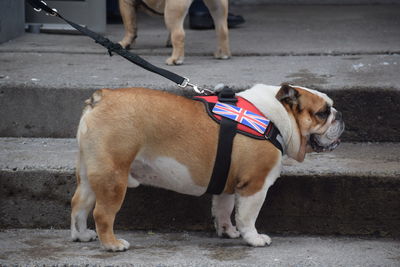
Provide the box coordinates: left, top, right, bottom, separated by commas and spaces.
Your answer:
0, 229, 399, 266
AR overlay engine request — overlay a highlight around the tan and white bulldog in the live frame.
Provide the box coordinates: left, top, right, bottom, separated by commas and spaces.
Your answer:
118, 0, 231, 65
71, 83, 344, 251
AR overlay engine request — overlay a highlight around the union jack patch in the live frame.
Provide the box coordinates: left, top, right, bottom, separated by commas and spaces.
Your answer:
212, 102, 270, 134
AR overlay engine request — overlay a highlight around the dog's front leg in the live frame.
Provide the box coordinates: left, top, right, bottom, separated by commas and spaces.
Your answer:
203, 0, 231, 59
119, 0, 137, 49
164, 0, 191, 65
235, 189, 271, 247
212, 193, 240, 238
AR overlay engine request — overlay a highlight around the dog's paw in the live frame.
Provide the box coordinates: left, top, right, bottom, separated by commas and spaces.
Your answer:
72, 229, 97, 242
244, 233, 272, 247
103, 239, 130, 252
118, 40, 135, 50
225, 227, 241, 239
166, 56, 184, 66
217, 225, 241, 239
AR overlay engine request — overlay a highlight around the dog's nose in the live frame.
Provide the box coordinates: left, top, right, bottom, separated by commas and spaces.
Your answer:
335, 111, 342, 121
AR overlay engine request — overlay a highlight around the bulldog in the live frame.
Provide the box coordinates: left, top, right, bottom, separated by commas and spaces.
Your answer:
71, 83, 344, 251
118, 0, 230, 65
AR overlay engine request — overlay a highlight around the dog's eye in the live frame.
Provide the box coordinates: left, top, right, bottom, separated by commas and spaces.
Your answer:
315, 108, 331, 120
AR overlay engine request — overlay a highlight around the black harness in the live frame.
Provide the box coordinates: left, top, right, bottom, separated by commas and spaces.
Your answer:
203, 87, 239, 194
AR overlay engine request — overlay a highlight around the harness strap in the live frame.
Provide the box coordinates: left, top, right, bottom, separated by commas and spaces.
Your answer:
206, 87, 238, 194
26, 0, 185, 87
265, 124, 284, 153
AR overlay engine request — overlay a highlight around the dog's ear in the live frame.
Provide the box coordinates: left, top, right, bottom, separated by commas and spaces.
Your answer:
276, 83, 300, 105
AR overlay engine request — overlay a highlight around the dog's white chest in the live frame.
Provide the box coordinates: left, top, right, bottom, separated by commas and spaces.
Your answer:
130, 154, 205, 196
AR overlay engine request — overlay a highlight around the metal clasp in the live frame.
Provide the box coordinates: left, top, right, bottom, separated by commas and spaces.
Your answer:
178, 77, 214, 95
33, 1, 58, 16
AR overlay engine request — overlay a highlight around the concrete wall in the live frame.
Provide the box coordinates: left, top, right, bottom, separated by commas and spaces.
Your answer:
0, 0, 25, 44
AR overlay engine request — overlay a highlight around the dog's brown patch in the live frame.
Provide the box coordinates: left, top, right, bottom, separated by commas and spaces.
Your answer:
224, 135, 280, 196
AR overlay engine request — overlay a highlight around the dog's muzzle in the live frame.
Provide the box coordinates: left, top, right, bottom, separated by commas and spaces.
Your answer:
310, 114, 345, 153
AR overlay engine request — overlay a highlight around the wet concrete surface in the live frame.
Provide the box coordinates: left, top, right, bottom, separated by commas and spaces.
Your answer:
0, 229, 399, 266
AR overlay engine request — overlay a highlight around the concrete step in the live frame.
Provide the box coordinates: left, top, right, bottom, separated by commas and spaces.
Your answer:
0, 229, 399, 266
1, 138, 399, 237
1, 5, 400, 140
0, 54, 399, 140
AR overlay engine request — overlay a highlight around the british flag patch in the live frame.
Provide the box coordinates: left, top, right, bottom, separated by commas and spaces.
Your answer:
212, 102, 270, 134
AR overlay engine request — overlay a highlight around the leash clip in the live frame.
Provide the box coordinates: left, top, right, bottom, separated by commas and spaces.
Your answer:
33, 1, 58, 16
47, 8, 58, 16
178, 77, 214, 95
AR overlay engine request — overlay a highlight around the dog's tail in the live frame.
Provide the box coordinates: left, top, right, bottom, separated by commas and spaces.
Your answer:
77, 90, 103, 145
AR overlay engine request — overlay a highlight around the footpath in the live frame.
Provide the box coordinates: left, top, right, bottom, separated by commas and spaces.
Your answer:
0, 4, 399, 266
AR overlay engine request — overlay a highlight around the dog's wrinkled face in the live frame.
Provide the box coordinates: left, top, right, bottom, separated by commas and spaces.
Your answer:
309, 105, 344, 153
276, 83, 345, 160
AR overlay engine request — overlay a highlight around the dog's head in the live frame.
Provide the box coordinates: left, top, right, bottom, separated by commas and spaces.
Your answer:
276, 83, 345, 162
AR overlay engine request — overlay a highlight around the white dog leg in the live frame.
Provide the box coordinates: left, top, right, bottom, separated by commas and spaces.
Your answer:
212, 193, 240, 238
235, 188, 271, 247
235, 162, 281, 247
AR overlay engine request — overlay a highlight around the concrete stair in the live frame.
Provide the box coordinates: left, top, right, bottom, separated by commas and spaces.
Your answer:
0, 3, 399, 255
1, 138, 399, 237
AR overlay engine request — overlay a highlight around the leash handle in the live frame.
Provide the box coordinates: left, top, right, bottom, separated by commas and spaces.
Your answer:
26, 0, 212, 94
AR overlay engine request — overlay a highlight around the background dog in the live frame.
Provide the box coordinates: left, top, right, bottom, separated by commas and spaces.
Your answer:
71, 84, 344, 251
118, 0, 231, 65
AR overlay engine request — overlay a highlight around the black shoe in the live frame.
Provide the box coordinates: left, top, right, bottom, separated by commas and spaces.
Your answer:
227, 13, 245, 28
189, 12, 245, 30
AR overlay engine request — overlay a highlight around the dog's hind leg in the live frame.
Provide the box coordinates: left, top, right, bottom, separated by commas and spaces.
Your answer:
71, 155, 97, 242
90, 164, 130, 252
212, 193, 240, 238
203, 0, 231, 59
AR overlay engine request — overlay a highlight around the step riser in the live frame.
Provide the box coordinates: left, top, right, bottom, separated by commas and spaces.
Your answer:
1, 86, 399, 141
1, 170, 399, 236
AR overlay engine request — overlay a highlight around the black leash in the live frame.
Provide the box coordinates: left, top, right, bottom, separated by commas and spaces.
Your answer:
27, 0, 285, 195
26, 0, 212, 95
